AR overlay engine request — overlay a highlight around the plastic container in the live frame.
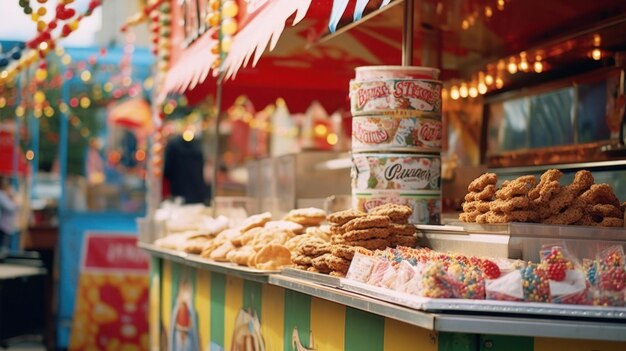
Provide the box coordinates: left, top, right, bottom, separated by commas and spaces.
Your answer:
352, 115, 442, 152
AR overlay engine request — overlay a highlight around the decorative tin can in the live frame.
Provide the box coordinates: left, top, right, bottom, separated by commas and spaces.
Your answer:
351, 153, 441, 191
352, 115, 442, 152
350, 78, 442, 116
352, 190, 441, 225
355, 66, 440, 81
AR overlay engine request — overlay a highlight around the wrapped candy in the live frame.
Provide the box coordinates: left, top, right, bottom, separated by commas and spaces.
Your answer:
591, 246, 626, 307
539, 245, 590, 305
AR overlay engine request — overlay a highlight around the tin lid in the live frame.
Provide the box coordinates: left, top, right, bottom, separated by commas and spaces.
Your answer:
355, 66, 441, 80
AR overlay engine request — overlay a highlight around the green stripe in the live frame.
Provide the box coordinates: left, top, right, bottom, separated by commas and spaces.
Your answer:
284, 290, 312, 351
210, 272, 226, 347
344, 307, 384, 351
479, 335, 533, 351
170, 262, 181, 308
438, 332, 477, 351
243, 280, 263, 321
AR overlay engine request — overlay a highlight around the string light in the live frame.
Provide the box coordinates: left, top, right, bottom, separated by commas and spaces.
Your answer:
478, 82, 488, 95
25, 150, 35, 161
507, 58, 518, 74
469, 85, 478, 98
495, 77, 504, 89
534, 60, 543, 73
80, 70, 92, 82
519, 52, 529, 72
459, 83, 468, 98
450, 86, 460, 100
484, 6, 493, 17
485, 74, 494, 85
591, 48, 602, 60
326, 133, 338, 145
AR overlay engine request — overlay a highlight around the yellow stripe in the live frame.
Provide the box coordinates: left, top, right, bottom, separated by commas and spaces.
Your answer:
194, 270, 211, 349
261, 284, 285, 351
535, 338, 626, 351
149, 271, 161, 349
310, 297, 345, 351
384, 318, 436, 351
161, 260, 172, 331
224, 276, 244, 351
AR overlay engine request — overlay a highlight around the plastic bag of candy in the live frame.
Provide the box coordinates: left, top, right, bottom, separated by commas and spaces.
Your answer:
540, 245, 590, 305
591, 246, 626, 307
420, 261, 455, 298
486, 262, 551, 303
346, 252, 379, 283
441, 261, 486, 300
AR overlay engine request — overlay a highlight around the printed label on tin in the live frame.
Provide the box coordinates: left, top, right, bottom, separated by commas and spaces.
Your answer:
352, 154, 441, 191
352, 116, 442, 151
350, 79, 442, 115
353, 192, 441, 225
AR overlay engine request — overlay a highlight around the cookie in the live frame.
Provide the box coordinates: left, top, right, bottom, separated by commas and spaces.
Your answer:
305, 225, 331, 241
586, 204, 622, 218
311, 254, 333, 273
209, 241, 235, 261
182, 237, 211, 254
284, 207, 327, 226
254, 244, 292, 270
240, 212, 272, 232
293, 264, 311, 270
265, 220, 305, 234
342, 238, 390, 250
326, 255, 351, 273
389, 223, 416, 236
579, 184, 621, 208
292, 254, 313, 266
529, 169, 563, 200
306, 266, 321, 273
331, 245, 372, 260
489, 196, 530, 213
251, 229, 292, 251
342, 215, 390, 232
341, 227, 391, 241
542, 206, 584, 225
297, 240, 331, 257
329, 224, 345, 235
228, 246, 256, 266
467, 173, 497, 192
476, 210, 539, 224
368, 204, 413, 223
459, 210, 481, 223
578, 215, 624, 227
495, 175, 536, 200
327, 209, 367, 226
464, 184, 496, 202
392, 235, 418, 248
232, 227, 262, 247
462, 201, 491, 213
530, 180, 561, 207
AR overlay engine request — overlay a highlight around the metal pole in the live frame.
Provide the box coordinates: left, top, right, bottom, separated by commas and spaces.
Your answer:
402, 0, 414, 66
211, 72, 224, 217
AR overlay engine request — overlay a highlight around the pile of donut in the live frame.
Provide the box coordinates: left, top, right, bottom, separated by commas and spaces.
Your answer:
460, 169, 625, 227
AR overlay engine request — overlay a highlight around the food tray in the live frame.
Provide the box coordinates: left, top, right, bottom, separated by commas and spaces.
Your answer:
341, 279, 626, 320
281, 267, 344, 288
450, 222, 626, 240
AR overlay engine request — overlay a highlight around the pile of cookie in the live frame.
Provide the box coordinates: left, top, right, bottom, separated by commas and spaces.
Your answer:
292, 204, 418, 277
193, 208, 329, 270
460, 170, 625, 227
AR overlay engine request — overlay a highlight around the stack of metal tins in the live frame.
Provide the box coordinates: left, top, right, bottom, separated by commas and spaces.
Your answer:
349, 66, 443, 224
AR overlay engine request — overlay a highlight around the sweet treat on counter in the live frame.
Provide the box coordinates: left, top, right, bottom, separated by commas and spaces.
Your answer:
264, 220, 305, 234
283, 207, 327, 226
254, 244, 293, 271
352, 116, 442, 152
354, 191, 440, 225
239, 212, 272, 232
460, 169, 625, 227
459, 173, 497, 222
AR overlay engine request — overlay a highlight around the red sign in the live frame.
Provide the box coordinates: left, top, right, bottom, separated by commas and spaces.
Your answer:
83, 234, 149, 271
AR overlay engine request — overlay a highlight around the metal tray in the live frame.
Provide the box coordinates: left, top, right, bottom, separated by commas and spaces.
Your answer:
281, 267, 344, 288
341, 279, 626, 320
184, 255, 280, 274
450, 222, 626, 240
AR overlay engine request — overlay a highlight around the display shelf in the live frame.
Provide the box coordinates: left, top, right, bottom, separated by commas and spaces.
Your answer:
268, 274, 435, 330
341, 279, 626, 320
282, 267, 344, 288
138, 243, 271, 283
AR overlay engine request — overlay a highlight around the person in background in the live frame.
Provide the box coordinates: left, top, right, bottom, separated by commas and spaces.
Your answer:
163, 134, 211, 204
0, 175, 19, 252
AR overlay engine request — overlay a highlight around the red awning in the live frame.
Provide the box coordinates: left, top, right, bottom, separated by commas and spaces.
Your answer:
0, 128, 29, 176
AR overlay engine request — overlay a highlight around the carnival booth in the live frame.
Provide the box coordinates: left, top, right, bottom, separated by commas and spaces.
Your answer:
137, 0, 626, 350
